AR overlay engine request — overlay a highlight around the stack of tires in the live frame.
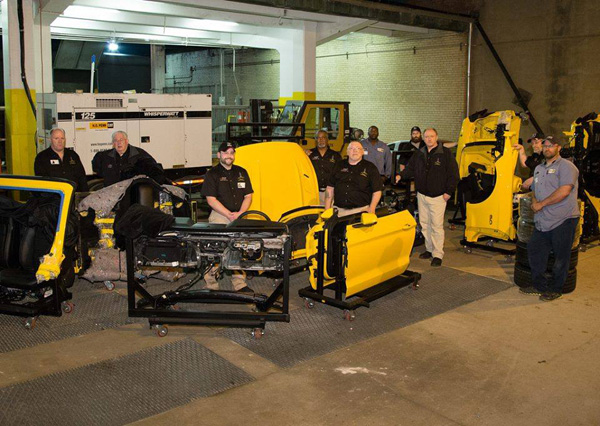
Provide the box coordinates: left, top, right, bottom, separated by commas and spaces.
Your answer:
514, 194, 579, 293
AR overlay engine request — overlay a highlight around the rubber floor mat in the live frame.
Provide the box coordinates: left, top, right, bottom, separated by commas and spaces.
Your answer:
221, 266, 513, 367
0, 280, 143, 354
0, 338, 254, 425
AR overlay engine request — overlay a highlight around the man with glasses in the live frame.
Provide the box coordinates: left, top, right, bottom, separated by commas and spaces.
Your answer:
521, 136, 580, 301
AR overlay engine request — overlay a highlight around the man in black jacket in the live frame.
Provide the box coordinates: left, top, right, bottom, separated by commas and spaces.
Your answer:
91, 131, 166, 187
34, 128, 89, 192
396, 128, 459, 266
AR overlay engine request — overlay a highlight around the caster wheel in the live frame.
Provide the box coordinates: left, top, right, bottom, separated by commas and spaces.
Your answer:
463, 247, 472, 254
486, 240, 494, 247
251, 328, 264, 339
449, 224, 456, 231
153, 324, 168, 337
61, 301, 74, 314
343, 309, 356, 321
580, 245, 587, 252
304, 298, 315, 309
412, 282, 419, 290
104, 281, 115, 291
24, 317, 37, 330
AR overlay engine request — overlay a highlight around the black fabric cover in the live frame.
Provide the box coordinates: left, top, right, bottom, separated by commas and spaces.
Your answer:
114, 203, 175, 244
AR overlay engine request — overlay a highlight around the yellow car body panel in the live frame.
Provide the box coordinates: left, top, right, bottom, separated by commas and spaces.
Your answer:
0, 176, 74, 282
564, 113, 600, 237
306, 210, 416, 297
279, 206, 324, 261
235, 142, 320, 223
456, 110, 522, 242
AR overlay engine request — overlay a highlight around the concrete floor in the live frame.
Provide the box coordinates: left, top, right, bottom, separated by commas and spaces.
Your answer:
1, 225, 599, 425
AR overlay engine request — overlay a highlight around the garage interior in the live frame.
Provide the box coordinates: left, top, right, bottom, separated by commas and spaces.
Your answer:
1, 1, 599, 425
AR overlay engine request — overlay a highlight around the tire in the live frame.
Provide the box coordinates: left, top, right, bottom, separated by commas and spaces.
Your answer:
515, 241, 579, 271
513, 262, 577, 293
519, 195, 534, 221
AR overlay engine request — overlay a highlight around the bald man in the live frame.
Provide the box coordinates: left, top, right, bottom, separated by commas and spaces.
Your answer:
325, 141, 383, 217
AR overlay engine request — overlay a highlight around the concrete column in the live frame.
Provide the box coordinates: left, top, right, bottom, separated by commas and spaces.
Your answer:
150, 45, 166, 94
2, 0, 37, 175
277, 22, 317, 104
32, 10, 53, 94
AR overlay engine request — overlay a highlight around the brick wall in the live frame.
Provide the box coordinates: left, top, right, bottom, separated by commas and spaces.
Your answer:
316, 32, 467, 143
165, 48, 280, 103
165, 31, 468, 142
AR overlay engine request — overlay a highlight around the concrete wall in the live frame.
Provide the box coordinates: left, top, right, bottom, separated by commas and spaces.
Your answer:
165, 31, 468, 142
471, 0, 600, 139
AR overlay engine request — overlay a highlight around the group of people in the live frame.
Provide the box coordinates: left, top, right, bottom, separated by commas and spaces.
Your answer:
309, 125, 459, 268
34, 128, 166, 192
35, 125, 580, 301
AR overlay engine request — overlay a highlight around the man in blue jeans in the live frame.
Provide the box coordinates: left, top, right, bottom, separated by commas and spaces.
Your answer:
521, 136, 580, 301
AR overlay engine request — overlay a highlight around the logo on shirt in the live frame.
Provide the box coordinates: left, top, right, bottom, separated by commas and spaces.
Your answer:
312, 156, 319, 161
69, 158, 77, 165
434, 159, 441, 166
330, 157, 336, 163
360, 169, 368, 178
377, 147, 384, 152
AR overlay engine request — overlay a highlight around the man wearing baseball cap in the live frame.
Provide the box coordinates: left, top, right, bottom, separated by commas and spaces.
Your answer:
410, 126, 424, 150
201, 141, 254, 294
513, 132, 544, 176
521, 136, 580, 301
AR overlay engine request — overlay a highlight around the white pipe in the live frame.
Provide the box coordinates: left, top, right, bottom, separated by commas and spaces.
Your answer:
90, 54, 96, 93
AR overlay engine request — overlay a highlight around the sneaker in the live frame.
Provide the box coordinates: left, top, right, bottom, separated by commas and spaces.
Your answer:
431, 257, 442, 267
419, 251, 432, 259
540, 292, 561, 302
237, 285, 255, 295
519, 286, 542, 296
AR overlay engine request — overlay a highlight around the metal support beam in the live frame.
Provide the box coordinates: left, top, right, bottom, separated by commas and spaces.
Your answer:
475, 21, 543, 135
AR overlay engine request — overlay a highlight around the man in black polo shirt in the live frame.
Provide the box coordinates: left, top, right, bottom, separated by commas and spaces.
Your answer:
397, 128, 459, 266
201, 142, 254, 294
513, 133, 544, 177
325, 141, 383, 217
92, 130, 165, 187
34, 128, 89, 191
307, 130, 342, 204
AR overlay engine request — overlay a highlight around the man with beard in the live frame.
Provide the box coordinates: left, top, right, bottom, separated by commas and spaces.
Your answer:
325, 141, 383, 217
200, 142, 254, 294
360, 125, 392, 182
520, 136, 580, 301
398, 126, 425, 170
307, 130, 342, 205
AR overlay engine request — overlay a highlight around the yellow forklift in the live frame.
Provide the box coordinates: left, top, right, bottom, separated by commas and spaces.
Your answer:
226, 100, 352, 154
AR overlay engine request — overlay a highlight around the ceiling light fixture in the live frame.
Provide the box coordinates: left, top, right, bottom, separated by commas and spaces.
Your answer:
107, 40, 119, 52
